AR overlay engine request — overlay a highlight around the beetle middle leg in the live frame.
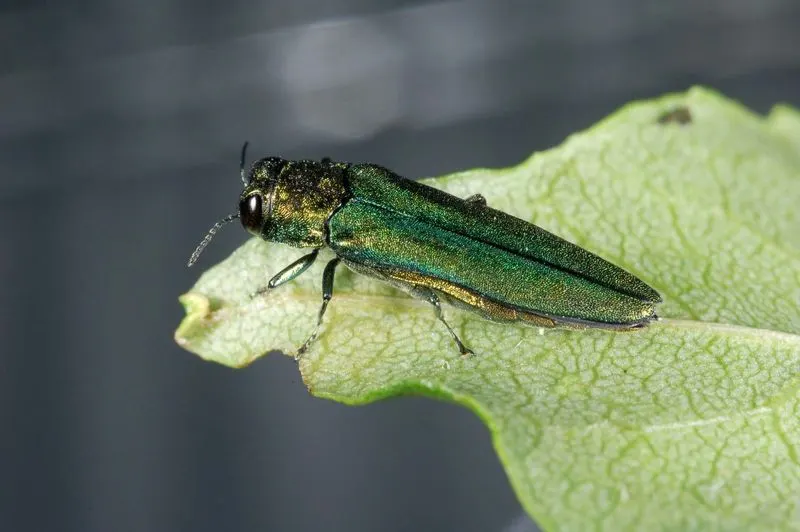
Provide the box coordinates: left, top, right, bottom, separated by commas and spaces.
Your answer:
297, 258, 341, 358
413, 287, 473, 357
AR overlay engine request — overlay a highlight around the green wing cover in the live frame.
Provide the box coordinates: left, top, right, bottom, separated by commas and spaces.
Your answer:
328, 194, 657, 326
342, 164, 661, 303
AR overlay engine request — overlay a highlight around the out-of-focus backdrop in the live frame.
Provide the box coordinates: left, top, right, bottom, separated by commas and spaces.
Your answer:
2, 1, 799, 531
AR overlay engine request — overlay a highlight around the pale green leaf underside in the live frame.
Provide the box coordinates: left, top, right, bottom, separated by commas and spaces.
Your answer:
176, 87, 800, 531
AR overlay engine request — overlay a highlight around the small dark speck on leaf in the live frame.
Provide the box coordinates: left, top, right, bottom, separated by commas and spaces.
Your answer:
658, 106, 693, 125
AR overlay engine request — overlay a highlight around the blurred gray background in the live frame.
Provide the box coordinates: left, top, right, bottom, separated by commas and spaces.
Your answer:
2, 1, 799, 531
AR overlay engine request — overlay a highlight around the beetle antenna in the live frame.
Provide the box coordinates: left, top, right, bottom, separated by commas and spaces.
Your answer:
187, 213, 239, 267
240, 141, 249, 185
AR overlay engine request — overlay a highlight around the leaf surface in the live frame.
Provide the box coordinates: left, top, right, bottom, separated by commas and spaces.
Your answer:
176, 88, 800, 531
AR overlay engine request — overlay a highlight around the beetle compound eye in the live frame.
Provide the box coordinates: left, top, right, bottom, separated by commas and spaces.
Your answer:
240, 194, 263, 234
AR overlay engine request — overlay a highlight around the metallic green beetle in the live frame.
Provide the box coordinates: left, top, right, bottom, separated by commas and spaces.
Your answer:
189, 143, 661, 356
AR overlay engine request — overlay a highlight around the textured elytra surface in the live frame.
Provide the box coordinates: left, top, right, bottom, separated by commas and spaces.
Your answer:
176, 87, 800, 531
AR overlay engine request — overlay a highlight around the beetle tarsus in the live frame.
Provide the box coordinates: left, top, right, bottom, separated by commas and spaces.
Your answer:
250, 285, 270, 299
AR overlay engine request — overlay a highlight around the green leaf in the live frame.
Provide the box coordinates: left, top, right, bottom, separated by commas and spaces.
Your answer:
175, 87, 800, 531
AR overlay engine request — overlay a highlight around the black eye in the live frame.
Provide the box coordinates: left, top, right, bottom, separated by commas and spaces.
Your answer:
240, 194, 263, 235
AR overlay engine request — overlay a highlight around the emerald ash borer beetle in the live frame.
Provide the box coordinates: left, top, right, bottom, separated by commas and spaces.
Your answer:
188, 143, 661, 356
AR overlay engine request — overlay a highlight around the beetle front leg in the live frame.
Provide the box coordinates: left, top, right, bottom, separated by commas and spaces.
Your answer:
297, 257, 341, 358
250, 249, 319, 298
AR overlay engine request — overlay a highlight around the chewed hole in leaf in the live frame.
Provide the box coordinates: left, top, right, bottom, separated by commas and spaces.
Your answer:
657, 105, 693, 125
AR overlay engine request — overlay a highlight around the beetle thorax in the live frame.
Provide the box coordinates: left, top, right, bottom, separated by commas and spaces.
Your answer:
243, 159, 350, 248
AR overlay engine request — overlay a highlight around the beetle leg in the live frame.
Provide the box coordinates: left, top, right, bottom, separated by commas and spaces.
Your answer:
251, 249, 319, 298
297, 258, 341, 357
423, 290, 474, 357
465, 193, 487, 207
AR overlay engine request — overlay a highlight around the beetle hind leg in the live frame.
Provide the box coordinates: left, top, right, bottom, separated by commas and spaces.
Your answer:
415, 288, 473, 357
